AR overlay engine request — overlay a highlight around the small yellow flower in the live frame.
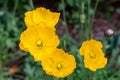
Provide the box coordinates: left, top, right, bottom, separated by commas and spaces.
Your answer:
41, 49, 76, 78
19, 26, 59, 61
80, 39, 107, 71
24, 7, 60, 28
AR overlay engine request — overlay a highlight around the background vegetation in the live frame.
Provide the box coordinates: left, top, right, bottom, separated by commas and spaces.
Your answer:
0, 0, 120, 80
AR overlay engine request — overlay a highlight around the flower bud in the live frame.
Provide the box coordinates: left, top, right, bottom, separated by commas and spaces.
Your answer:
80, 14, 86, 23
104, 28, 114, 37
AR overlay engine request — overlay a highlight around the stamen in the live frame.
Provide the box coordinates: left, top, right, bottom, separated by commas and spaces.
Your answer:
36, 40, 42, 48
57, 64, 62, 70
89, 52, 96, 58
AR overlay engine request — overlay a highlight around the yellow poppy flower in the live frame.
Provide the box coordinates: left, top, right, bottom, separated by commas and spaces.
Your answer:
80, 39, 107, 71
24, 7, 60, 28
41, 49, 76, 78
19, 26, 60, 61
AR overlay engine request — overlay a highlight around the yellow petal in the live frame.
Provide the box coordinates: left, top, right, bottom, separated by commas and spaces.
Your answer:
24, 7, 60, 28
24, 11, 33, 27
19, 42, 29, 52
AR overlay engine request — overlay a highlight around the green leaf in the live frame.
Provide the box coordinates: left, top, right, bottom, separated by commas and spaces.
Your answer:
66, 0, 74, 7
6, 39, 16, 48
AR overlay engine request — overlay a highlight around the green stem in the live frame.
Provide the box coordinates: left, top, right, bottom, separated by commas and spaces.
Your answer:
82, 2, 84, 13
61, 0, 70, 36
85, 20, 89, 40
86, 69, 89, 80
80, 1, 85, 41
54, 77, 59, 80
13, 0, 19, 15
84, 69, 87, 80
63, 40, 67, 51
108, 70, 120, 79
91, 0, 99, 37
102, 36, 106, 53
88, 0, 91, 39
90, 71, 95, 80
4, 0, 8, 11
0, 53, 3, 77
93, 0, 99, 15
29, 0, 34, 9
81, 23, 84, 41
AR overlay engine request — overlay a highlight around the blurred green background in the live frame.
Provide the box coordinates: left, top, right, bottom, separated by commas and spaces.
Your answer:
0, 0, 120, 80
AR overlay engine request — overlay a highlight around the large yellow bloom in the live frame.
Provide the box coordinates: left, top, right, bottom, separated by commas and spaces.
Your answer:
19, 26, 59, 61
24, 7, 60, 28
41, 49, 76, 78
80, 39, 107, 71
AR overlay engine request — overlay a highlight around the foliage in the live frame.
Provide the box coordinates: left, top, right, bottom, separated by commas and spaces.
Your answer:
0, 0, 120, 80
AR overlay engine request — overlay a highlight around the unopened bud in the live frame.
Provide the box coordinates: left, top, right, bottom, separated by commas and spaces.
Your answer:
104, 28, 114, 37
80, 14, 86, 23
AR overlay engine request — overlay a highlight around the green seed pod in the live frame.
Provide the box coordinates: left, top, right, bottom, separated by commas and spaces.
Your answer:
80, 14, 86, 23
104, 28, 114, 37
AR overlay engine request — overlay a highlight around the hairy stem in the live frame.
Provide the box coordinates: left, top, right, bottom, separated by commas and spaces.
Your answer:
62, 0, 70, 36
29, 0, 34, 10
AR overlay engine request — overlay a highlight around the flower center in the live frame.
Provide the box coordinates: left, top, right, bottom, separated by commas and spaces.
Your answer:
89, 52, 96, 58
57, 64, 62, 70
36, 40, 42, 48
